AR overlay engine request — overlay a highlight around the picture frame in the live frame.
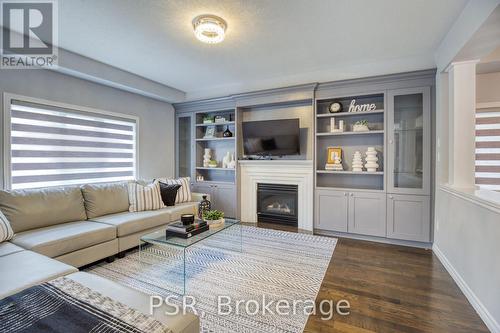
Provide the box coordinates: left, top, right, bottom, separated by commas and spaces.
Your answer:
327, 147, 342, 164
204, 126, 216, 138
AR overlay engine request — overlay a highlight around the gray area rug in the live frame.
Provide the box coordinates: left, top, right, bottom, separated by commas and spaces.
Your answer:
86, 226, 336, 333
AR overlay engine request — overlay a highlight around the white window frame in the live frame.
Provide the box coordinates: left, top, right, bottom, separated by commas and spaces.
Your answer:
2, 92, 140, 190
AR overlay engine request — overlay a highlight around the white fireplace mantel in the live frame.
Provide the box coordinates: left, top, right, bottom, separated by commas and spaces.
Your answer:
238, 160, 314, 231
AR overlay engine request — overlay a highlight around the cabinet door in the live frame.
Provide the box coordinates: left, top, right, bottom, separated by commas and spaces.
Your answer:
212, 184, 236, 218
176, 114, 193, 178
315, 189, 348, 232
348, 191, 386, 237
387, 87, 431, 195
387, 194, 430, 242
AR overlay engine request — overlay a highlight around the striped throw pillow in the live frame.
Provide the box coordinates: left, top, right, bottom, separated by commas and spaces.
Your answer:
128, 181, 164, 212
157, 177, 192, 203
0, 209, 14, 242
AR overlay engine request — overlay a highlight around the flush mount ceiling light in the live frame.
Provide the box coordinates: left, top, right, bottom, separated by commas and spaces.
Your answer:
192, 14, 227, 44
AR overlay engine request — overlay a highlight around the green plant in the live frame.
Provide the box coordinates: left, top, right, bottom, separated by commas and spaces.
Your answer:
354, 120, 368, 126
203, 115, 213, 122
203, 210, 224, 220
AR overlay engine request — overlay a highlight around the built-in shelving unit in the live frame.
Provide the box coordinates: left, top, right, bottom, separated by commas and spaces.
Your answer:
194, 109, 237, 184
315, 93, 385, 191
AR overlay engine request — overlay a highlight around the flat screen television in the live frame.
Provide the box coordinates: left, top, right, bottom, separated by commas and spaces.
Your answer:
242, 119, 300, 157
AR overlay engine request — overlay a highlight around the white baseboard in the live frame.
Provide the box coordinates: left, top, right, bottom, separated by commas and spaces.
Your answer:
433, 245, 499, 333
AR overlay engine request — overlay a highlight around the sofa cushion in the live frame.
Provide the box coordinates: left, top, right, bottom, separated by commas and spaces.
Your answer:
0, 250, 77, 299
68, 272, 199, 333
81, 182, 129, 218
128, 181, 164, 212
0, 242, 24, 257
11, 221, 116, 258
157, 177, 192, 203
0, 209, 14, 242
0, 186, 87, 233
89, 208, 172, 237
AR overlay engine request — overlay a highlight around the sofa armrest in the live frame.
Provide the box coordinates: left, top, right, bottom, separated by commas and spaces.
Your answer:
191, 192, 209, 202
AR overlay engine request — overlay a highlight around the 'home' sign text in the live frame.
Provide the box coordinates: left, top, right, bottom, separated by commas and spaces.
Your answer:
348, 100, 377, 113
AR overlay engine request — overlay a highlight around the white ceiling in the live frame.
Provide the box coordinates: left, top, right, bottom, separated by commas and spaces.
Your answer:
59, 0, 468, 101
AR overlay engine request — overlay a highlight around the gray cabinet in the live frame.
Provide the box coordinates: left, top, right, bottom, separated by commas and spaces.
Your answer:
315, 189, 386, 237
176, 114, 194, 178
192, 182, 236, 218
348, 191, 386, 237
315, 189, 348, 232
387, 194, 430, 242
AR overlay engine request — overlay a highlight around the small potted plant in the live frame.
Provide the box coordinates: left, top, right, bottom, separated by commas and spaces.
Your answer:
203, 210, 225, 228
203, 115, 214, 124
352, 120, 369, 132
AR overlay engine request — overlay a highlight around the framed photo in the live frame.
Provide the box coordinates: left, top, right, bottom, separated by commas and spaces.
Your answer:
327, 147, 342, 164
204, 126, 216, 138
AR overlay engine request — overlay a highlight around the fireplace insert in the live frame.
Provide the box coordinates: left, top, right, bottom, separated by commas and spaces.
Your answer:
257, 183, 298, 226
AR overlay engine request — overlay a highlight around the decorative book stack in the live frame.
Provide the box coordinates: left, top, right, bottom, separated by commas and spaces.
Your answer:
325, 155, 344, 171
352, 151, 363, 172
165, 220, 209, 238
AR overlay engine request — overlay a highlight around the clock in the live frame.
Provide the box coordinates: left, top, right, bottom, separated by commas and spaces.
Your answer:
328, 101, 342, 113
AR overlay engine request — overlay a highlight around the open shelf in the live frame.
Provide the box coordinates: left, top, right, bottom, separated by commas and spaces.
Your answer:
316, 130, 384, 136
196, 137, 235, 142
196, 167, 235, 171
317, 170, 383, 175
196, 121, 235, 127
317, 110, 384, 118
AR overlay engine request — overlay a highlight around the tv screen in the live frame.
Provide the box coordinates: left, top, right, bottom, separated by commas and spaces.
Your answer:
242, 119, 300, 156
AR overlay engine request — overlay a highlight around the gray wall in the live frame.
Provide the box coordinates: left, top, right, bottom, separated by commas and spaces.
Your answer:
0, 69, 175, 189
241, 101, 313, 160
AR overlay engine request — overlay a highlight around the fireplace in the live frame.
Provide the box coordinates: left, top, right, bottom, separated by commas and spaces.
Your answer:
257, 183, 298, 226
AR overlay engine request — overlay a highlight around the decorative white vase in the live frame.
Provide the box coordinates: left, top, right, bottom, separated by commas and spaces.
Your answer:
351, 151, 363, 172
228, 153, 236, 169
222, 151, 231, 168
364, 147, 379, 172
203, 148, 212, 168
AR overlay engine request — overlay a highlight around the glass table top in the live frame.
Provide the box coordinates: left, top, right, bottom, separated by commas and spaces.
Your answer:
140, 218, 240, 248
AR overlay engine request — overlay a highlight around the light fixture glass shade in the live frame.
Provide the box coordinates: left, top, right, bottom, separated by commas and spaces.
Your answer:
192, 15, 227, 44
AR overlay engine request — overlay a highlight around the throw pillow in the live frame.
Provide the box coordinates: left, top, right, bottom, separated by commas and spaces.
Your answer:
156, 177, 192, 203
159, 182, 181, 206
128, 181, 164, 212
0, 209, 14, 242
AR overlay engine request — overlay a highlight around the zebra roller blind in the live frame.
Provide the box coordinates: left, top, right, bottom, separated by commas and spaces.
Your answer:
476, 106, 500, 191
8, 100, 137, 190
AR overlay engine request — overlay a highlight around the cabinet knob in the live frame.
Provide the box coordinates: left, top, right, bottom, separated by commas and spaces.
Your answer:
389, 195, 394, 199
350, 193, 354, 197
343, 192, 347, 196
389, 140, 394, 144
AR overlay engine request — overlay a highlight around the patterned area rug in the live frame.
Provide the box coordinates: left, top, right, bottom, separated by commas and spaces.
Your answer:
86, 226, 336, 333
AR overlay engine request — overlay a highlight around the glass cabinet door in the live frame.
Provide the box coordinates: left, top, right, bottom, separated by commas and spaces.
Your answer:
388, 87, 430, 195
176, 115, 192, 178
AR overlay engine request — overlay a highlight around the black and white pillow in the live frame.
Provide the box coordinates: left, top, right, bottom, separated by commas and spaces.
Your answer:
0, 209, 14, 242
127, 181, 164, 212
157, 177, 192, 203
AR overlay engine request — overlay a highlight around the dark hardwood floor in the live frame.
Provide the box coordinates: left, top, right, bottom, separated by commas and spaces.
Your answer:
254, 222, 490, 333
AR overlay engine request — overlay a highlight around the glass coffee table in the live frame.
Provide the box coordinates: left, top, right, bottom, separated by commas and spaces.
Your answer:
139, 218, 242, 294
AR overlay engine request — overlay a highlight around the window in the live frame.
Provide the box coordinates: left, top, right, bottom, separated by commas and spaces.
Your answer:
4, 97, 137, 190
475, 105, 500, 191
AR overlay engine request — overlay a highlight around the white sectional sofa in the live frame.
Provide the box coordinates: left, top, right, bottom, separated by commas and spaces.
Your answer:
0, 181, 202, 333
